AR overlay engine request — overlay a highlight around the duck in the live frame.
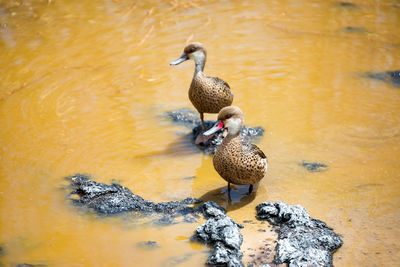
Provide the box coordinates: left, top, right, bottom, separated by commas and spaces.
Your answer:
170, 42, 234, 144
204, 106, 267, 195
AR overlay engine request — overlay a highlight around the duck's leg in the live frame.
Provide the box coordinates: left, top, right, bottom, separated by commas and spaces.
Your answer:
227, 182, 232, 200
195, 112, 213, 145
200, 112, 205, 130
248, 184, 253, 195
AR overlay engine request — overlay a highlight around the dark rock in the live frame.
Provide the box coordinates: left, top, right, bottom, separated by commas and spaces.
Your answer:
164, 108, 264, 154
301, 161, 329, 172
67, 174, 201, 218
256, 201, 343, 267
364, 70, 400, 88
192, 201, 244, 267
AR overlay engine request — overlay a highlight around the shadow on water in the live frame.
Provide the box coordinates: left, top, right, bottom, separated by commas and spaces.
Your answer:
198, 185, 259, 212
133, 134, 199, 159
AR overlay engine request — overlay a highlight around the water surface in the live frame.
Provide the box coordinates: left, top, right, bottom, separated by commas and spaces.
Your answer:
1, 0, 400, 266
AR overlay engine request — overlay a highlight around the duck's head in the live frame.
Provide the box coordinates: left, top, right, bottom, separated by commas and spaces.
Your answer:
170, 42, 207, 66
204, 106, 244, 137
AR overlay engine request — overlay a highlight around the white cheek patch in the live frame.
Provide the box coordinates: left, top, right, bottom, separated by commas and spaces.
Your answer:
225, 118, 242, 135
190, 50, 205, 61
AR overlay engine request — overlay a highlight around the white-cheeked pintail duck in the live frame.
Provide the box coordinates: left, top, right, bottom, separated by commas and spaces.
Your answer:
204, 106, 268, 195
170, 42, 234, 137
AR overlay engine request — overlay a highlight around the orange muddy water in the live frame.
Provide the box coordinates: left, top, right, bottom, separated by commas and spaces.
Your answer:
1, 0, 400, 266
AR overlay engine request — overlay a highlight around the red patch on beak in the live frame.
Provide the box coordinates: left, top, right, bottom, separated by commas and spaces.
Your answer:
203, 120, 224, 136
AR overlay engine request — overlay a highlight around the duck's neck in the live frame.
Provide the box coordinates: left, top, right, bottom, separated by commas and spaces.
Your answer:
221, 133, 241, 146
221, 119, 243, 144
192, 51, 206, 75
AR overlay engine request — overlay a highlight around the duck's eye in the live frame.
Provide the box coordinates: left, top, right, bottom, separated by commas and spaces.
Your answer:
225, 114, 233, 119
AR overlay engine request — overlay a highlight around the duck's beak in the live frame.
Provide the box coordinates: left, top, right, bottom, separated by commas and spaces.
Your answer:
170, 53, 188, 65
204, 121, 224, 136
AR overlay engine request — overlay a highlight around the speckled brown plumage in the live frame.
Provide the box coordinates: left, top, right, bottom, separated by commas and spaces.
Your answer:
206, 106, 268, 192
189, 72, 233, 114
214, 135, 267, 186
170, 43, 234, 128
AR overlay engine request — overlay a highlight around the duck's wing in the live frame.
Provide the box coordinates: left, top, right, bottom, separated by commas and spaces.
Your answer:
208, 76, 231, 89
242, 143, 267, 159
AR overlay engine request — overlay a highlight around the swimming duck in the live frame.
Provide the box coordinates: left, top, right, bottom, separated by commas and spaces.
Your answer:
204, 106, 267, 195
170, 43, 234, 143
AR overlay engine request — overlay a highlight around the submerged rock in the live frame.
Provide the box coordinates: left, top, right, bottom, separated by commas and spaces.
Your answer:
165, 108, 201, 129
256, 201, 343, 267
137, 241, 160, 250
336, 2, 359, 9
341, 26, 367, 33
163, 252, 198, 267
193, 202, 244, 267
165, 108, 264, 154
67, 173, 201, 217
17, 264, 46, 267
300, 161, 329, 172
364, 70, 400, 88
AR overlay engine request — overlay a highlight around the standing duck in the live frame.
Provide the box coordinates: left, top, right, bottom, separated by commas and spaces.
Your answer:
170, 42, 234, 144
204, 106, 267, 195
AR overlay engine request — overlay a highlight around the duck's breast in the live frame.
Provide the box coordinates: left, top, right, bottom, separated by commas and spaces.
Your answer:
213, 139, 266, 185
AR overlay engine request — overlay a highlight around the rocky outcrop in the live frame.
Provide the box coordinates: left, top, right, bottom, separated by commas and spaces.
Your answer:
256, 201, 343, 267
193, 201, 244, 267
66, 175, 343, 266
66, 174, 245, 266
67, 174, 201, 218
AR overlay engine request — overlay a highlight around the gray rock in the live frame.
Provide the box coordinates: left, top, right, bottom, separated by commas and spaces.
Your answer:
256, 202, 343, 267
67, 174, 201, 218
164, 108, 264, 154
192, 202, 244, 267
